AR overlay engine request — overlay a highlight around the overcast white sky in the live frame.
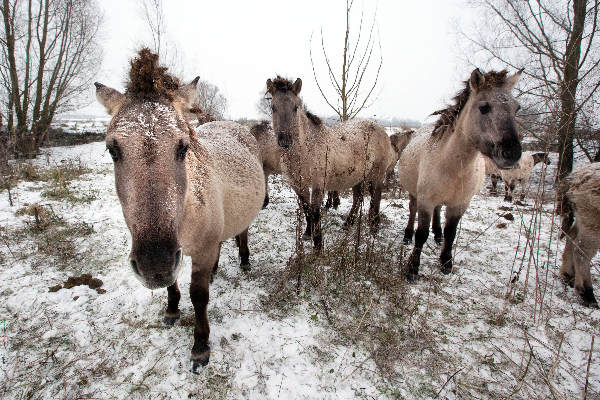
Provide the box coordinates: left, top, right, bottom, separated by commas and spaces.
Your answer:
82, 0, 478, 122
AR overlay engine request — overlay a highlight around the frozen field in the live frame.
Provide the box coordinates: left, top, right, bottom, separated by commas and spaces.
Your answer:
0, 139, 598, 399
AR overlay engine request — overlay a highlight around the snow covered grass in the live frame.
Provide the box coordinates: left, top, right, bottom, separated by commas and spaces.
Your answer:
0, 141, 598, 399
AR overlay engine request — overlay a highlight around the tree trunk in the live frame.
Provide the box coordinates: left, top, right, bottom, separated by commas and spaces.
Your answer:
557, 0, 586, 182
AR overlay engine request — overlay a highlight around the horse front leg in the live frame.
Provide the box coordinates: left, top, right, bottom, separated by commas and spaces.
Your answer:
235, 227, 250, 271
440, 205, 466, 275
560, 225, 577, 287
344, 182, 364, 228
163, 281, 181, 326
310, 187, 324, 253
190, 245, 220, 371
403, 194, 417, 244
490, 174, 499, 195
432, 205, 442, 245
293, 187, 312, 240
405, 202, 433, 282
504, 181, 515, 202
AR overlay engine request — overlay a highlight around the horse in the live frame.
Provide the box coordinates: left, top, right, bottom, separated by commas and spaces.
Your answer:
266, 76, 393, 251
95, 48, 265, 370
249, 121, 282, 208
500, 151, 550, 202
397, 68, 522, 281
385, 129, 414, 186
559, 162, 600, 308
484, 155, 502, 194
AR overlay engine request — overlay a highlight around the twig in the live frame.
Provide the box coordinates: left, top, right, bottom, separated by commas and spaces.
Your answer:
436, 367, 464, 398
584, 336, 594, 400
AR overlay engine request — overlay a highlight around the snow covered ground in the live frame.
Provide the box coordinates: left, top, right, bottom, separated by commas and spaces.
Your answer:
0, 140, 598, 399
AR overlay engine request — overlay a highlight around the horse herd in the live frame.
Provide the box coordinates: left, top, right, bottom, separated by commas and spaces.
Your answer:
94, 48, 599, 371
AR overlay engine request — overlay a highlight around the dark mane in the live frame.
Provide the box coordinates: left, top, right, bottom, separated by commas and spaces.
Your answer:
305, 110, 322, 126
250, 120, 271, 138
269, 76, 295, 92
432, 70, 509, 137
126, 47, 180, 101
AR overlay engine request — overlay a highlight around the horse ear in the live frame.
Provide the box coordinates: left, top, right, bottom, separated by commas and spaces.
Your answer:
95, 82, 125, 116
469, 68, 485, 92
292, 78, 302, 95
266, 79, 274, 94
176, 76, 200, 107
505, 68, 523, 90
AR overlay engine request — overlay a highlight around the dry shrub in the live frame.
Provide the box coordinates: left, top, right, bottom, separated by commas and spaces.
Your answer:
262, 213, 445, 381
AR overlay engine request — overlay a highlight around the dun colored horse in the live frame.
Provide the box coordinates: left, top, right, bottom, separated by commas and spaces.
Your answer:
267, 76, 393, 250
96, 49, 265, 370
559, 162, 600, 308
397, 69, 522, 281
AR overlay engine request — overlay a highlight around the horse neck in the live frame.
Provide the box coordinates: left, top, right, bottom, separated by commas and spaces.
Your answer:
441, 111, 481, 168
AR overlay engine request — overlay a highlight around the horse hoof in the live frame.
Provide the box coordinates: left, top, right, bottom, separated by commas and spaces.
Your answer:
434, 236, 442, 245
191, 346, 210, 373
163, 311, 180, 326
402, 237, 412, 245
240, 261, 251, 272
440, 265, 453, 275
578, 287, 598, 308
302, 233, 312, 241
406, 273, 418, 283
561, 273, 575, 288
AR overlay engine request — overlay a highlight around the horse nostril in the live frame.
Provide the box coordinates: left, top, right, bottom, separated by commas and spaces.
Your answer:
130, 259, 140, 276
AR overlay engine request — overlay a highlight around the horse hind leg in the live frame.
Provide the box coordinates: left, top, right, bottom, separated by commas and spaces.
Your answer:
560, 225, 577, 287
403, 194, 417, 244
440, 205, 466, 275
432, 205, 442, 245
367, 183, 383, 232
504, 181, 515, 202
343, 182, 364, 228
235, 228, 251, 272
405, 203, 433, 282
571, 228, 599, 308
262, 173, 270, 209
164, 281, 181, 326
325, 191, 340, 210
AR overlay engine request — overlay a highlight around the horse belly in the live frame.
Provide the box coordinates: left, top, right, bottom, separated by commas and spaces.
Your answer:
221, 165, 264, 240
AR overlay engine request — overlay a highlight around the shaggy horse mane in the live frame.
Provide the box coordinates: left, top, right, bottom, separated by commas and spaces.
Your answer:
250, 120, 271, 138
126, 47, 180, 101
432, 70, 509, 137
269, 76, 295, 92
305, 110, 322, 126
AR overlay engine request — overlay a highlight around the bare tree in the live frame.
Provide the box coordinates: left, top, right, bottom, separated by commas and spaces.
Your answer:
0, 0, 102, 157
140, 0, 181, 75
196, 79, 227, 120
310, 0, 382, 122
461, 0, 600, 181
256, 91, 272, 119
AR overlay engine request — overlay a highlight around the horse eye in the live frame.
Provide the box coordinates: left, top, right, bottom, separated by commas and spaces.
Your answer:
107, 145, 121, 162
479, 103, 491, 114
176, 142, 189, 161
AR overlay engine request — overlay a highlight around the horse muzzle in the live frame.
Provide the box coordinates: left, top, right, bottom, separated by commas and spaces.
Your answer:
130, 244, 183, 289
491, 138, 522, 170
277, 133, 293, 150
